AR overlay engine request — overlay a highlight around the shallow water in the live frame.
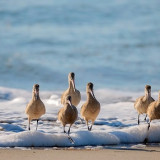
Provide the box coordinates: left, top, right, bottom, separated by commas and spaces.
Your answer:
0, 87, 160, 147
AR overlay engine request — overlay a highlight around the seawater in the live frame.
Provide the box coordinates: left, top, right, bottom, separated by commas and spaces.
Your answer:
0, 0, 160, 91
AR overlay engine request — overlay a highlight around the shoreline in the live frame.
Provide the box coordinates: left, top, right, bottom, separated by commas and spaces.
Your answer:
1, 146, 160, 160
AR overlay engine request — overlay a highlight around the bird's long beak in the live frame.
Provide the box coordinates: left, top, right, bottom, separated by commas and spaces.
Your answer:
90, 89, 96, 99
72, 79, 76, 92
148, 89, 151, 96
35, 89, 39, 100
69, 99, 74, 110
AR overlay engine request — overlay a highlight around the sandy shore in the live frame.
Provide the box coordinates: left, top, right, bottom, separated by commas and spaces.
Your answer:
0, 146, 160, 160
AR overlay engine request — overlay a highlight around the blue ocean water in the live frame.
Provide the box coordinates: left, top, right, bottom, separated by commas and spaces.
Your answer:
0, 0, 160, 91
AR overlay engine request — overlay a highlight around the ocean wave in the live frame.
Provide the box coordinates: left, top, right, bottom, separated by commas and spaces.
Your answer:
0, 86, 159, 147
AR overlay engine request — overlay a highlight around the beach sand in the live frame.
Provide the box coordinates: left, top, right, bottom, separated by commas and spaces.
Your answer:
0, 146, 160, 160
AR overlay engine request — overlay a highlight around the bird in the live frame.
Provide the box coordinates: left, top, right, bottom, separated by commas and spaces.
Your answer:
58, 95, 78, 143
147, 91, 160, 130
134, 85, 154, 125
143, 91, 160, 143
81, 82, 100, 131
61, 72, 81, 107
25, 84, 46, 130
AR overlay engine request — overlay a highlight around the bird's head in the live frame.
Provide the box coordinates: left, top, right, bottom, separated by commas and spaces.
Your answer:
87, 82, 95, 99
68, 72, 76, 92
33, 84, 39, 100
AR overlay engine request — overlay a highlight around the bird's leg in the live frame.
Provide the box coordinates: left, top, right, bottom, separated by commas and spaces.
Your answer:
68, 125, 71, 135
89, 121, 94, 131
89, 125, 92, 131
144, 114, 147, 121
148, 121, 150, 130
138, 114, 140, 125
36, 119, 39, 131
144, 120, 151, 144
86, 120, 90, 131
63, 126, 66, 133
28, 119, 31, 130
79, 117, 84, 124
67, 124, 74, 144
87, 120, 92, 131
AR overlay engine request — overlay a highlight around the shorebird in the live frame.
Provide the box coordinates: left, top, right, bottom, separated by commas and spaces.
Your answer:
81, 82, 100, 131
144, 91, 160, 143
134, 85, 154, 125
25, 84, 46, 130
147, 91, 160, 130
58, 95, 78, 143
61, 72, 81, 107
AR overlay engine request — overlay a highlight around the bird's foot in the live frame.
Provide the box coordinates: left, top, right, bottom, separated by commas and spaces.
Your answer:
143, 138, 148, 144
88, 126, 92, 131
90, 125, 92, 131
80, 118, 84, 124
68, 135, 74, 144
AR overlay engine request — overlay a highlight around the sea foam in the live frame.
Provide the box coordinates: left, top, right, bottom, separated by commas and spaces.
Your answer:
0, 86, 159, 147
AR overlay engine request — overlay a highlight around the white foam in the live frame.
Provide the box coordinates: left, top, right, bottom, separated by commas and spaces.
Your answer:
0, 124, 160, 147
0, 86, 159, 147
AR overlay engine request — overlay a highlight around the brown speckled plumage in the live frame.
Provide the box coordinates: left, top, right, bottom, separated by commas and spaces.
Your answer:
144, 91, 160, 143
61, 72, 81, 107
81, 82, 100, 131
58, 95, 78, 135
147, 92, 160, 122
25, 84, 46, 130
134, 85, 154, 125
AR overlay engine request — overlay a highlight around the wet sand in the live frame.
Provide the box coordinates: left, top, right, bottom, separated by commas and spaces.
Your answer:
0, 146, 160, 160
